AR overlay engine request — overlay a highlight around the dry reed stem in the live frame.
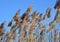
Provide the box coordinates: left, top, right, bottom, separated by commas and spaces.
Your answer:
6, 34, 12, 42
19, 30, 26, 42
27, 34, 34, 42
23, 22, 29, 30
47, 24, 55, 32
38, 24, 43, 29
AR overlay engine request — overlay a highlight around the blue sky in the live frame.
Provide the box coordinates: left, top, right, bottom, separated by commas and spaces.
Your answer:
0, 0, 57, 31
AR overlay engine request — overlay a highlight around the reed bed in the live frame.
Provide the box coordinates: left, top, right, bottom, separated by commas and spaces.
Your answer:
0, 1, 60, 42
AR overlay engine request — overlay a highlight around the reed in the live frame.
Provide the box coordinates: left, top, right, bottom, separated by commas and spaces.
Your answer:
0, 1, 60, 42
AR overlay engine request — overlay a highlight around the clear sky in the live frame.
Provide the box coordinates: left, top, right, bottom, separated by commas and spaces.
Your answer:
0, 0, 57, 31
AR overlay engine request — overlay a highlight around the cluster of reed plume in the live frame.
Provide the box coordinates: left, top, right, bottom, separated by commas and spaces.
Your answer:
0, 5, 60, 42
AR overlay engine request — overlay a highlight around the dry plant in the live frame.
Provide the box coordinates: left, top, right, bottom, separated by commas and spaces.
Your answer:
0, 1, 60, 42
46, 8, 51, 18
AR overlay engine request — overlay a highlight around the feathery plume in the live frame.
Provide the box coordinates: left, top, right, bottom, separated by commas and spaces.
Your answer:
16, 20, 21, 28
0, 21, 5, 28
54, 0, 60, 9
0, 21, 5, 37
43, 15, 47, 20
26, 5, 33, 12
21, 6, 33, 20
46, 8, 51, 18
8, 20, 13, 27
31, 11, 38, 19
13, 9, 20, 21
36, 16, 42, 22
0, 28, 5, 36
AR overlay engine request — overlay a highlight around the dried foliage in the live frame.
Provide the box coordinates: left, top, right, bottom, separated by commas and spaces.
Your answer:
0, 1, 60, 42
